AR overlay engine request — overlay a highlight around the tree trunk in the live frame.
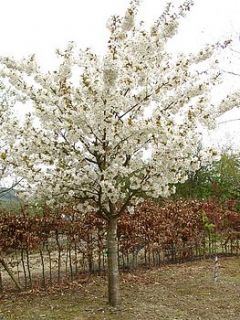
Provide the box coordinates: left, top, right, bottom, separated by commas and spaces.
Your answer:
0, 255, 21, 290
107, 217, 120, 307
55, 232, 62, 284
21, 248, 28, 288
46, 244, 52, 284
26, 249, 32, 288
39, 249, 46, 287
0, 265, 3, 292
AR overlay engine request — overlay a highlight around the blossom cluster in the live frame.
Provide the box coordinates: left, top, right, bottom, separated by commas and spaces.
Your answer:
0, 0, 238, 218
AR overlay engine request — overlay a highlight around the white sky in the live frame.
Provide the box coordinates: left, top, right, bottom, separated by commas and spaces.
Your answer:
0, 0, 240, 149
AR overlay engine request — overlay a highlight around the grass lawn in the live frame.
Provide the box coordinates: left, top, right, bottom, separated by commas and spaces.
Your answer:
0, 257, 239, 320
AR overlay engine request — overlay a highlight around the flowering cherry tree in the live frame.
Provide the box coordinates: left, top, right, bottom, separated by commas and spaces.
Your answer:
0, 0, 239, 306
0, 85, 17, 184
0, 97, 9, 181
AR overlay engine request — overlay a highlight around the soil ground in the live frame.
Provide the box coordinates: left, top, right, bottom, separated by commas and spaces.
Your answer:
0, 257, 239, 320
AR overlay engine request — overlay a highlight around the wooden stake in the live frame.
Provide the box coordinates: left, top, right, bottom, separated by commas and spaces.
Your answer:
213, 256, 220, 283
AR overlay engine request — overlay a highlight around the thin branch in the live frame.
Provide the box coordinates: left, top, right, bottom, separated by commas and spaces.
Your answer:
229, 48, 240, 55
218, 118, 240, 125
221, 69, 240, 77
119, 81, 169, 120
0, 178, 23, 199
84, 157, 98, 165
119, 94, 151, 120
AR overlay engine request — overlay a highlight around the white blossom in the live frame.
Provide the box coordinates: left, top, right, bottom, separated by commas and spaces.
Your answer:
0, 1, 238, 217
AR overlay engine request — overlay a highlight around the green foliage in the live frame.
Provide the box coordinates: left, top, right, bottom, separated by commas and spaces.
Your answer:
210, 153, 240, 201
174, 168, 212, 199
201, 211, 219, 246
174, 152, 240, 205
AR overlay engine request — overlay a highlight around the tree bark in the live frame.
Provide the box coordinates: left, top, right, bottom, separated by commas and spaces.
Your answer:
107, 216, 120, 307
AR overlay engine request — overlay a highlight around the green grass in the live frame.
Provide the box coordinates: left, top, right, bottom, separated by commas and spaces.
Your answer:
0, 257, 239, 320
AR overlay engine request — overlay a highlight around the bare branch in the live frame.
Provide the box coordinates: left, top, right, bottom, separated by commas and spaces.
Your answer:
221, 69, 240, 77
0, 178, 23, 199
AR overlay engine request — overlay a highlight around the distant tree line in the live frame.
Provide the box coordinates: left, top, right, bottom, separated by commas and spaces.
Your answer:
173, 152, 240, 207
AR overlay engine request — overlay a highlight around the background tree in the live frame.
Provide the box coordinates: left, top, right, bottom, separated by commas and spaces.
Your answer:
209, 152, 240, 202
0, 0, 239, 306
174, 166, 212, 200
174, 152, 240, 204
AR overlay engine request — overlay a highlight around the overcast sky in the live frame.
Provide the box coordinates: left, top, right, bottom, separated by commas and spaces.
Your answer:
1, 0, 240, 57
0, 0, 240, 149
